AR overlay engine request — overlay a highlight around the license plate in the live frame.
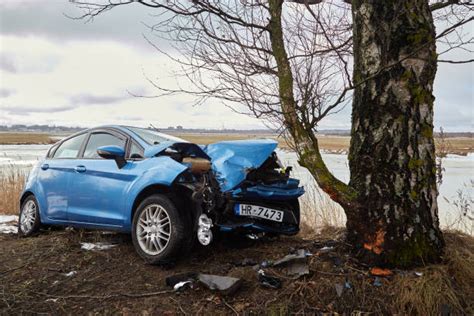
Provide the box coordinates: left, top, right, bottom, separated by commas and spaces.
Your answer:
235, 204, 284, 222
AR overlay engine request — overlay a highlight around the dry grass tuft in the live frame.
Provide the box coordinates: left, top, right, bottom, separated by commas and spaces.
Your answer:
299, 183, 346, 237
0, 167, 25, 215
393, 231, 474, 315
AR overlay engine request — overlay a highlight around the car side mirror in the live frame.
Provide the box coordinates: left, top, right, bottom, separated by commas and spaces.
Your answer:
97, 145, 127, 169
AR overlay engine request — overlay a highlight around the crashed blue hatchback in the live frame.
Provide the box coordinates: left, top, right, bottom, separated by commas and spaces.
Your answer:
19, 125, 304, 264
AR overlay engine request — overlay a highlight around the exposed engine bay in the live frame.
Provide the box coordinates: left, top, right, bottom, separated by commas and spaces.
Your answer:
156, 141, 304, 246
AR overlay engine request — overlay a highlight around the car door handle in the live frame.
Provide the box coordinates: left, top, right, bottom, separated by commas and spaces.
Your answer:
41, 163, 49, 170
75, 165, 86, 173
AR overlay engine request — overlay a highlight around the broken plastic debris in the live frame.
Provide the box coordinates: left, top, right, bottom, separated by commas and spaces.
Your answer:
174, 281, 193, 291
287, 261, 310, 278
257, 269, 282, 289
80, 242, 116, 251
273, 249, 310, 267
165, 272, 198, 288
414, 271, 423, 277
198, 274, 242, 295
63, 271, 77, 277
370, 267, 393, 277
344, 280, 352, 289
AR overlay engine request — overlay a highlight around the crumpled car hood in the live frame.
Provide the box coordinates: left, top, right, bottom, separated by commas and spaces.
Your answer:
203, 139, 278, 192
147, 139, 278, 192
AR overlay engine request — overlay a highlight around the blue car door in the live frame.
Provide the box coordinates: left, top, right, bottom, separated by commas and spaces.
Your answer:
67, 130, 138, 227
36, 133, 88, 221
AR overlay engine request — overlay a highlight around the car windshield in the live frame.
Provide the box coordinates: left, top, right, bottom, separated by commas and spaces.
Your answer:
127, 127, 187, 145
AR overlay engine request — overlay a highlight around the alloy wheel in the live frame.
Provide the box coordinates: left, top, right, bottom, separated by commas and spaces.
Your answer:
136, 204, 171, 255
20, 200, 37, 234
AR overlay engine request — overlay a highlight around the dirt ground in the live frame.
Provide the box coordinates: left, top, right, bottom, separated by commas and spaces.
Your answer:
1, 228, 472, 315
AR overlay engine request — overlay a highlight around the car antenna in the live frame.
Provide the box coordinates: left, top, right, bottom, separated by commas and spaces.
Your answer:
149, 124, 161, 145
149, 123, 160, 132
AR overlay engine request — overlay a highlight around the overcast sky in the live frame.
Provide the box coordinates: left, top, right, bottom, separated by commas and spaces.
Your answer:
0, 0, 472, 131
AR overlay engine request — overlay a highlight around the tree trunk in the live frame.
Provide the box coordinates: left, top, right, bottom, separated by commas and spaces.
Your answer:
348, 0, 444, 267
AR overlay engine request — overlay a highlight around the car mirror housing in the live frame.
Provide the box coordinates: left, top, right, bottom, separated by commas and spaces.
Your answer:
97, 145, 126, 169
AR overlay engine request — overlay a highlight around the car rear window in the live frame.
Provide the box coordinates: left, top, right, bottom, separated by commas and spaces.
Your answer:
53, 133, 87, 159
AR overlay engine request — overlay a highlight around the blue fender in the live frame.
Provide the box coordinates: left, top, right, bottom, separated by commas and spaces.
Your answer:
203, 139, 278, 192
123, 156, 188, 228
20, 164, 47, 219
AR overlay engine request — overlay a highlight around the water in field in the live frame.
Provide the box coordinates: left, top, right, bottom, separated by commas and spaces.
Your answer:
1, 144, 472, 231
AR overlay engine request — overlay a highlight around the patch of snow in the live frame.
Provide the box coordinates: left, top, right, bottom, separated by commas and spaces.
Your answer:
80, 242, 116, 251
0, 215, 18, 223
0, 215, 18, 234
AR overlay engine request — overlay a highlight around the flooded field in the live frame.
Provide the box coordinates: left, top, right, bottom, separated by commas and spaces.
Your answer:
1, 144, 472, 231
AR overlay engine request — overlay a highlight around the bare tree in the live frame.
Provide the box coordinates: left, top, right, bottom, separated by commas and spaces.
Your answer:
72, 0, 473, 267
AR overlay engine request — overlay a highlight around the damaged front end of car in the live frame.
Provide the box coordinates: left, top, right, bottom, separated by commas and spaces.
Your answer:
150, 139, 304, 246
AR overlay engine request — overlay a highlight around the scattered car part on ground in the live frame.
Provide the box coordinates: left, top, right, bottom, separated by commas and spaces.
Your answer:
257, 269, 282, 289
165, 272, 242, 295
273, 249, 310, 267
165, 272, 198, 288
18, 125, 305, 264
197, 274, 242, 295
286, 261, 310, 278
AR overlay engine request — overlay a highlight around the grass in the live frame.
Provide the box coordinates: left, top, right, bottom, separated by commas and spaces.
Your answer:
393, 231, 474, 315
0, 132, 53, 145
0, 167, 25, 215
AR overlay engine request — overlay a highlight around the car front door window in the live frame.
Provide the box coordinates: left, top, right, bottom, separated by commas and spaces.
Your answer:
83, 132, 126, 159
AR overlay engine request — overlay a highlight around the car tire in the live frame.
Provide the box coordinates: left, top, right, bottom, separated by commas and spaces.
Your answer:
18, 195, 41, 237
131, 194, 189, 265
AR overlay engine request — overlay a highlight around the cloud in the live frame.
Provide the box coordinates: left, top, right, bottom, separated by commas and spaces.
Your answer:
0, 88, 15, 98
70, 93, 132, 105
2, 104, 75, 115
0, 54, 17, 73
0, 0, 166, 51
0, 51, 59, 74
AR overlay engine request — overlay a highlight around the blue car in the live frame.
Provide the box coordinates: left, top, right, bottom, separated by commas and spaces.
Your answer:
19, 126, 304, 264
